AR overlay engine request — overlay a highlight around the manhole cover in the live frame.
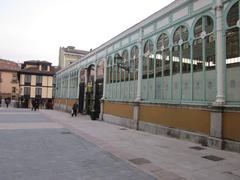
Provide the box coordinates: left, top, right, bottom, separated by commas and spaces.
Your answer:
190, 146, 205, 150
128, 158, 151, 165
119, 128, 128, 130
202, 155, 224, 161
61, 131, 72, 135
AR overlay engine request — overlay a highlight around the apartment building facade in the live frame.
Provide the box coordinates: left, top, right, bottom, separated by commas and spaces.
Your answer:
58, 46, 89, 68
19, 60, 60, 108
0, 59, 20, 102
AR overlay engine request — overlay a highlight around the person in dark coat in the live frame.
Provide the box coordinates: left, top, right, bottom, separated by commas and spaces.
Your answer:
72, 102, 78, 117
31, 99, 36, 111
5, 98, 10, 108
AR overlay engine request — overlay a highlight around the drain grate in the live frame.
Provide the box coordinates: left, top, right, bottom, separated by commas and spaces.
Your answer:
128, 158, 151, 165
190, 146, 205, 150
61, 131, 72, 135
202, 155, 224, 161
119, 128, 128, 130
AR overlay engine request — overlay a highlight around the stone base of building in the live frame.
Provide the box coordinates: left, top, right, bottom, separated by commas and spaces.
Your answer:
103, 114, 240, 153
54, 104, 72, 113
103, 114, 136, 129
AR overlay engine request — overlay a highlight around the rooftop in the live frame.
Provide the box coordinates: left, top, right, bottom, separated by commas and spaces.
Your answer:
61, 46, 89, 55
0, 59, 20, 72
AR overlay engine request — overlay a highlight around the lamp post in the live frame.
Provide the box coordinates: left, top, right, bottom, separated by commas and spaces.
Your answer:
114, 54, 129, 72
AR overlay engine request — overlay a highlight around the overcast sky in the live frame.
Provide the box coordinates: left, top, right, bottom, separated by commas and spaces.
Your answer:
0, 0, 174, 66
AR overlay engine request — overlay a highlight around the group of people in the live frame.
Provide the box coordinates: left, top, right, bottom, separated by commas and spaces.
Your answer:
0, 98, 11, 108
31, 99, 39, 111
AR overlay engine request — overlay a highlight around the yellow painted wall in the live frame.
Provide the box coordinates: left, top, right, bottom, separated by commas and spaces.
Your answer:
20, 74, 24, 85
55, 98, 77, 107
47, 87, 53, 98
58, 99, 65, 105
48, 77, 53, 86
223, 112, 240, 141
67, 99, 76, 107
42, 76, 48, 86
30, 87, 35, 98
42, 87, 47, 98
31, 75, 36, 86
104, 101, 133, 119
139, 105, 210, 135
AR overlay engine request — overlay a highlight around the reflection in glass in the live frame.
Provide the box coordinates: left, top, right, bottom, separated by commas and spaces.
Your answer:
227, 2, 239, 27
172, 45, 180, 75
193, 39, 203, 72
182, 42, 191, 73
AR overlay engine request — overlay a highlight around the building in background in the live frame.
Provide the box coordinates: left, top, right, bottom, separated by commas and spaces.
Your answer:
0, 59, 20, 104
58, 46, 89, 68
18, 60, 60, 108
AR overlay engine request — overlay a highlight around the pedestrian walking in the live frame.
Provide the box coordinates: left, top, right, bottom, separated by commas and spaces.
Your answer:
5, 98, 10, 108
72, 102, 78, 117
35, 99, 40, 110
31, 99, 36, 111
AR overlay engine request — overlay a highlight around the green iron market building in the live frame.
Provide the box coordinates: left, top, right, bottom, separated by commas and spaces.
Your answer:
55, 0, 240, 152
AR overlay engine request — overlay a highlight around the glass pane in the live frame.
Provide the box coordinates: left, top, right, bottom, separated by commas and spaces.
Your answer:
125, 60, 129, 81
142, 57, 148, 79
149, 53, 154, 78
193, 39, 203, 72
226, 28, 239, 65
163, 49, 170, 76
194, 18, 202, 38
97, 61, 104, 80
130, 60, 134, 81
144, 40, 154, 54
204, 16, 214, 34
227, 2, 239, 27
131, 46, 138, 58
181, 26, 189, 42
205, 34, 215, 71
163, 34, 169, 48
117, 66, 120, 82
182, 42, 191, 73
173, 27, 181, 44
172, 45, 180, 75
122, 50, 128, 81
122, 50, 128, 60
135, 58, 138, 80
110, 67, 112, 83
113, 66, 116, 83
157, 36, 163, 50
157, 33, 169, 50
156, 51, 162, 77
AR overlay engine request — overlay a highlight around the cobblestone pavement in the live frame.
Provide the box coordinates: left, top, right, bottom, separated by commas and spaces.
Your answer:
40, 109, 240, 180
0, 108, 156, 180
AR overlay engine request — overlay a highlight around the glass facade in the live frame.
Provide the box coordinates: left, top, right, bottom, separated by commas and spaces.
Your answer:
226, 1, 240, 102
55, 0, 240, 106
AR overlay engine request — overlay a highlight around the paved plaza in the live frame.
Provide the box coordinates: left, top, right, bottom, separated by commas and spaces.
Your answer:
0, 108, 156, 180
0, 108, 240, 180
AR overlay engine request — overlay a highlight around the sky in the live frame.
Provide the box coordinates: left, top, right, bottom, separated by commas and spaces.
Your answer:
0, 0, 174, 66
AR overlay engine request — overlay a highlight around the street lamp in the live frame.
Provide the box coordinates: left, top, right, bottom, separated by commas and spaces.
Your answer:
114, 54, 129, 72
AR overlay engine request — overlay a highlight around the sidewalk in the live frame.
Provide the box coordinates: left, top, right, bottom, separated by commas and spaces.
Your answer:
41, 110, 240, 180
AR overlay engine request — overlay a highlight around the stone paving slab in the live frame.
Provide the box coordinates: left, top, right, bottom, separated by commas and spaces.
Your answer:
0, 122, 63, 130
41, 110, 240, 180
0, 109, 50, 123
0, 128, 156, 180
0, 108, 157, 180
